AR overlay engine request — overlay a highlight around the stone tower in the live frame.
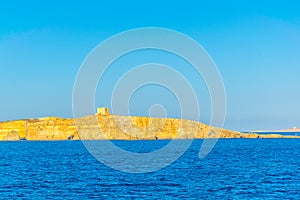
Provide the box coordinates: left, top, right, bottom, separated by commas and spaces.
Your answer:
97, 107, 110, 116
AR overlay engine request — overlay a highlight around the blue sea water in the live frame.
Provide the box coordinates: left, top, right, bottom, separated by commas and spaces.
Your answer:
259, 132, 300, 136
1, 139, 300, 199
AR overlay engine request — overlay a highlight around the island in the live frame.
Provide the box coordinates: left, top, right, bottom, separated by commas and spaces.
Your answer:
253, 127, 300, 133
0, 108, 299, 141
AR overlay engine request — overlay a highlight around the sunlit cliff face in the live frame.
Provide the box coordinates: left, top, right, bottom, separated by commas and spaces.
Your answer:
0, 108, 298, 141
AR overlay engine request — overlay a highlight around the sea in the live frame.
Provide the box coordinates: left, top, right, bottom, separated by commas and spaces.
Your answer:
1, 139, 300, 199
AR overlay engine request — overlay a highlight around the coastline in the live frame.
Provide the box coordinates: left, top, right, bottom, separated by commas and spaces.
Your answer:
0, 108, 299, 141
253, 129, 300, 133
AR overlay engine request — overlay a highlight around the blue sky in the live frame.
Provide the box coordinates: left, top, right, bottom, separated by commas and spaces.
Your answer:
0, 0, 300, 131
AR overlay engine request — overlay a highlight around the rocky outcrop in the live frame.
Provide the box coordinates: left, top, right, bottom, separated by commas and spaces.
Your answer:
0, 117, 78, 141
0, 108, 299, 141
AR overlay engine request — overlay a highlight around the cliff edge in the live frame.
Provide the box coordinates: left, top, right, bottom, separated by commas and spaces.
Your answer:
0, 108, 298, 141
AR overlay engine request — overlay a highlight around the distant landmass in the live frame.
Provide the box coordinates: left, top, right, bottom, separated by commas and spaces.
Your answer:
253, 127, 300, 133
0, 108, 299, 141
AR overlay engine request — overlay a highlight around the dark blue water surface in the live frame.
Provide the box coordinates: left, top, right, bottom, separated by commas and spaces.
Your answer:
261, 132, 300, 136
1, 139, 300, 199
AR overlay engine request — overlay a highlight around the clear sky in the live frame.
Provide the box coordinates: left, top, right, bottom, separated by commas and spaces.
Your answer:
0, 0, 300, 131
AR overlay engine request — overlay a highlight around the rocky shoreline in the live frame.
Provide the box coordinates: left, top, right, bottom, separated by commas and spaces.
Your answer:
0, 108, 299, 141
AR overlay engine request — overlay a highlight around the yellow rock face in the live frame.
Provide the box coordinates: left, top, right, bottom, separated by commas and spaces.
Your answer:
0, 120, 26, 141
0, 109, 298, 140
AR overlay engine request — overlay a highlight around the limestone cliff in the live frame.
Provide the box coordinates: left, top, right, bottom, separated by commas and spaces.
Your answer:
0, 108, 298, 141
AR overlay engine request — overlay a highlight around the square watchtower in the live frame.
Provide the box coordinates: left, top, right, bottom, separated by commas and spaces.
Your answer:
97, 107, 110, 116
